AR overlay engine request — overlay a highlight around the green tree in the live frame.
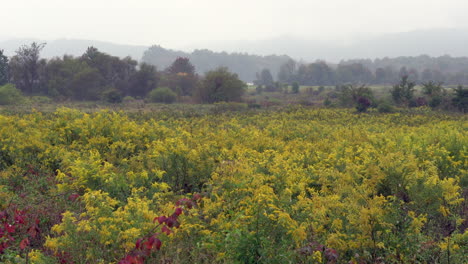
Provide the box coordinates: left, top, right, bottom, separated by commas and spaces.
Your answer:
0, 49, 8, 85
277, 59, 296, 83
166, 57, 195, 75
197, 67, 246, 103
148, 87, 177, 104
81, 47, 137, 94
291, 82, 299, 94
256, 68, 274, 91
69, 68, 105, 100
8, 42, 46, 94
102, 88, 123, 103
43, 55, 91, 98
391, 75, 415, 106
422, 81, 445, 108
128, 63, 159, 97
452, 85, 468, 112
336, 63, 373, 84
164, 57, 198, 96
337, 84, 374, 108
422, 81, 444, 97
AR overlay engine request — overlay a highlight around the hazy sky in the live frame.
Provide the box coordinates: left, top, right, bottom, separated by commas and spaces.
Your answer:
3, 0, 468, 48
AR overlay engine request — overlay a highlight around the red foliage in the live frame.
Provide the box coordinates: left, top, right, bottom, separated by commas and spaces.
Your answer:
119, 193, 203, 263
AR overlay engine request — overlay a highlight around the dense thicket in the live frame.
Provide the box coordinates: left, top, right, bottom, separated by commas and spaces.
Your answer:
3, 43, 245, 103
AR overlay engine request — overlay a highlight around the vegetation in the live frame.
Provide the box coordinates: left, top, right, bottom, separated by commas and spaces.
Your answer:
0, 107, 466, 263
197, 67, 246, 103
148, 87, 177, 104
0, 84, 23, 105
0, 49, 8, 86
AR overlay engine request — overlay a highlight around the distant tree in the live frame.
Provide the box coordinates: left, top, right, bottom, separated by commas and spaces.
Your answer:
408, 68, 419, 82
422, 81, 444, 97
421, 81, 445, 108
337, 84, 374, 108
42, 55, 91, 98
148, 87, 177, 104
398, 67, 409, 79
69, 68, 105, 100
336, 63, 373, 84
452, 85, 468, 112
197, 67, 246, 103
391, 75, 415, 106
277, 59, 296, 83
9, 42, 46, 94
166, 57, 195, 75
421, 69, 433, 83
291, 82, 299, 94
297, 62, 335, 86
374, 68, 386, 84
0, 50, 8, 85
256, 68, 274, 91
164, 57, 198, 96
81, 47, 137, 93
128, 63, 159, 97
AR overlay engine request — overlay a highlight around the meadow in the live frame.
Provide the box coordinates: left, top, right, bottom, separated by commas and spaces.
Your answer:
0, 106, 466, 263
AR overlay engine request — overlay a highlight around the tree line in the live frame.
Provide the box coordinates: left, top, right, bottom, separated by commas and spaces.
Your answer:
0, 43, 245, 103
142, 45, 291, 83
274, 59, 468, 86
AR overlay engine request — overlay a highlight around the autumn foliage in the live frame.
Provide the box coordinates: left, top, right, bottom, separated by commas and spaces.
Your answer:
0, 107, 466, 263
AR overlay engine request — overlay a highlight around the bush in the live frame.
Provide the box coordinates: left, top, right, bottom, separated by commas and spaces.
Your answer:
197, 67, 245, 103
102, 88, 123, 103
356, 96, 371, 112
377, 101, 395, 113
452, 85, 468, 112
429, 96, 442, 108
122, 96, 136, 103
291, 82, 299, 94
0, 84, 23, 105
148, 87, 177, 104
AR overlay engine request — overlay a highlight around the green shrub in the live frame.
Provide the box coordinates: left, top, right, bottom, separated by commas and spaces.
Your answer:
102, 88, 123, 103
0, 84, 22, 105
122, 96, 136, 103
377, 101, 395, 113
291, 82, 300, 94
148, 87, 177, 104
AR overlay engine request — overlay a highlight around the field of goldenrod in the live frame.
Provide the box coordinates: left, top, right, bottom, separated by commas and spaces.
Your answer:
0, 107, 466, 263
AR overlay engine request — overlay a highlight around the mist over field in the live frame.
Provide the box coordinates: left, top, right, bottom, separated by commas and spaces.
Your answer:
2, 28, 468, 62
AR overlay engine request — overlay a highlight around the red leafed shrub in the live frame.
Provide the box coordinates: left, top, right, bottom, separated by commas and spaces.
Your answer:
119, 194, 203, 264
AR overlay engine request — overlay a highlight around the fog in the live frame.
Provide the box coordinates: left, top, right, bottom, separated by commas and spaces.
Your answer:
3, 0, 468, 50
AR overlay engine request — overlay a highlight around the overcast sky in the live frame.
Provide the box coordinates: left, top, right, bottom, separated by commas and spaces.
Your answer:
3, 0, 468, 49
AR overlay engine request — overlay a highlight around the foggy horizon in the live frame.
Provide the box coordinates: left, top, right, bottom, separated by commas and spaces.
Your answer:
3, 0, 468, 49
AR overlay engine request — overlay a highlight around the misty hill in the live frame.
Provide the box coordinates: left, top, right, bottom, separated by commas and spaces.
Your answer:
141, 46, 292, 82
2, 28, 468, 82
208, 28, 468, 62
0, 38, 147, 60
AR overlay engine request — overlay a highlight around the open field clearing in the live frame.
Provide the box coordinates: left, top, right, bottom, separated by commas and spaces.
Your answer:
0, 107, 466, 263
